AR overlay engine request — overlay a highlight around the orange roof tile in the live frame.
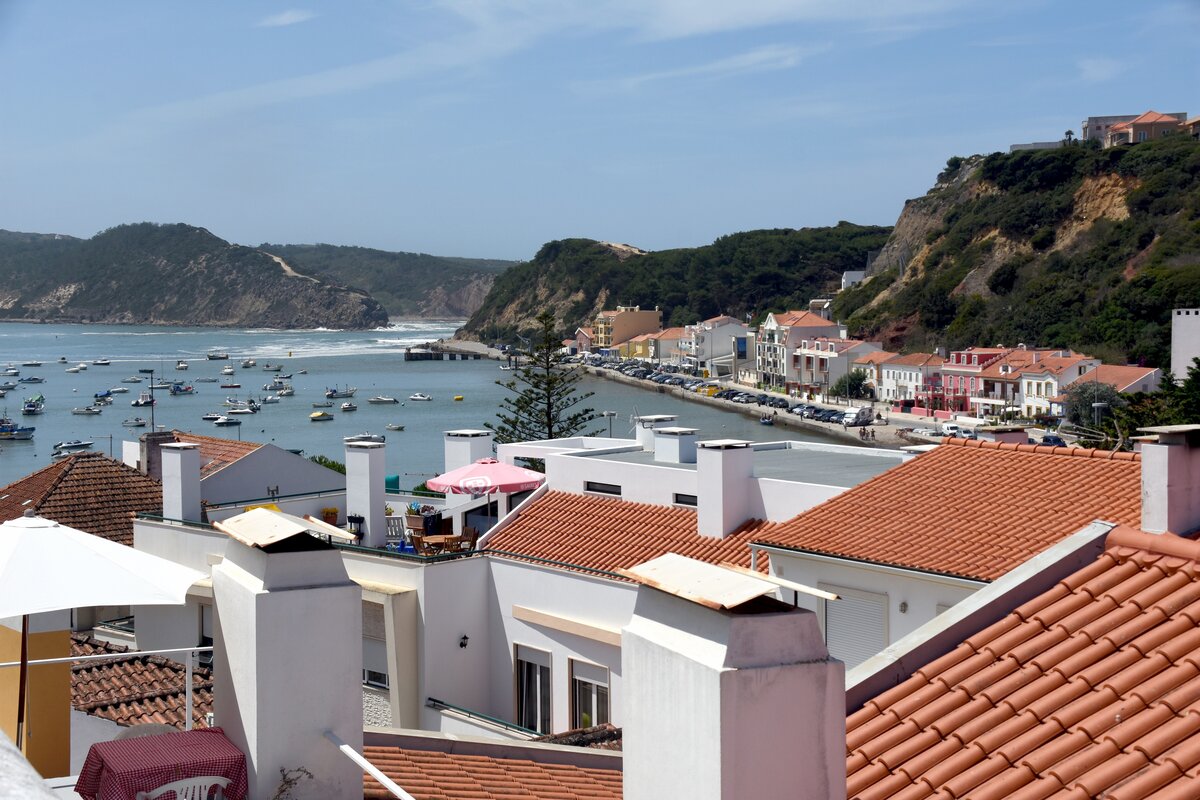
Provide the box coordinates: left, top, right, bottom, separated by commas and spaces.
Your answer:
887, 352, 945, 368
71, 635, 213, 730
651, 327, 686, 340
1064, 364, 1159, 393
852, 351, 898, 366
363, 747, 622, 800
752, 438, 1141, 581
847, 526, 1200, 800
169, 430, 262, 476
1015, 354, 1094, 378
484, 491, 766, 575
772, 310, 839, 328
0, 453, 163, 546
1128, 110, 1184, 125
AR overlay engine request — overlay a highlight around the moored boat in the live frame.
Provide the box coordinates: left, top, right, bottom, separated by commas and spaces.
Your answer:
22, 395, 45, 415
345, 432, 384, 443
325, 385, 357, 399
207, 349, 230, 360
0, 417, 34, 440
18, 376, 44, 384
168, 383, 195, 395
121, 376, 143, 383
71, 406, 102, 415
92, 359, 110, 366
123, 417, 148, 427
262, 363, 283, 372
384, 423, 405, 431
312, 401, 333, 408
341, 402, 358, 412
130, 391, 155, 407
175, 360, 189, 370
220, 382, 241, 389
241, 358, 256, 368
310, 411, 333, 422
368, 396, 398, 404
221, 365, 235, 375
109, 386, 130, 393
408, 392, 432, 401
213, 415, 241, 426
21, 361, 41, 367
54, 439, 94, 451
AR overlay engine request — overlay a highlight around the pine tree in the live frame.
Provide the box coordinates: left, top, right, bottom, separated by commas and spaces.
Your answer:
485, 312, 598, 447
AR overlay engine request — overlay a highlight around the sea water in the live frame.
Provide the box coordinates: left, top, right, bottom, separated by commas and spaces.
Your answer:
0, 321, 832, 489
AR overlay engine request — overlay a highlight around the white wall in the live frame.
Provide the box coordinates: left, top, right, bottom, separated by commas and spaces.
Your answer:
547, 452, 697, 504
1172, 309, 1200, 378
200, 445, 345, 504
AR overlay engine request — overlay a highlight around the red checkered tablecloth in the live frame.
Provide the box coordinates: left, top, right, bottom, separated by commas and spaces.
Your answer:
75, 727, 248, 800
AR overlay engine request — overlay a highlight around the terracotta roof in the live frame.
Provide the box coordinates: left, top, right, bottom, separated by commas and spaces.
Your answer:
362, 747, 622, 800
575, 327, 593, 338
772, 310, 839, 328
1064, 364, 1160, 394
702, 315, 741, 326
1128, 110, 1185, 125
847, 526, 1200, 800
651, 327, 686, 340
1016, 355, 1095, 379
169, 430, 262, 476
0, 453, 163, 546
853, 351, 899, 366
71, 635, 212, 730
751, 438, 1141, 581
484, 491, 765, 575
888, 353, 946, 368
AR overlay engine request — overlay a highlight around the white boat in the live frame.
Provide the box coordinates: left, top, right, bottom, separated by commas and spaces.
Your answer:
260, 395, 280, 404
368, 396, 398, 404
384, 423, 405, 431
341, 402, 358, 412
213, 416, 241, 427
75, 363, 88, 371
221, 365, 235, 375
57, 357, 67, 363
345, 432, 384, 443
241, 358, 256, 368
18, 376, 44, 384
325, 386, 357, 399
499, 365, 513, 370
262, 363, 283, 372
122, 417, 148, 427
408, 393, 432, 401
194, 377, 219, 383
65, 366, 81, 374
130, 391, 155, 407
207, 349, 230, 360
310, 411, 333, 422
71, 406, 102, 415
150, 381, 172, 390
0, 381, 16, 390
108, 386, 130, 393
175, 360, 189, 370
297, 369, 308, 375
227, 407, 257, 415
92, 359, 110, 366
122, 376, 143, 383
21, 361, 41, 367
200, 412, 223, 421
54, 439, 94, 450
312, 401, 333, 408
277, 386, 294, 397
2, 368, 19, 377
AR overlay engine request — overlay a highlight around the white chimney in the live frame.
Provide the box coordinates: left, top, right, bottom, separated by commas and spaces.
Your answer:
654, 427, 698, 464
213, 520, 362, 799
444, 429, 493, 472
622, 555, 845, 800
635, 415, 678, 452
1139, 425, 1200, 535
345, 441, 386, 548
160, 442, 201, 522
696, 440, 755, 538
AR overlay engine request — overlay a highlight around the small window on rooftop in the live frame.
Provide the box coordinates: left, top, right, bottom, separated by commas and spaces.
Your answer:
585, 481, 621, 496
673, 493, 698, 507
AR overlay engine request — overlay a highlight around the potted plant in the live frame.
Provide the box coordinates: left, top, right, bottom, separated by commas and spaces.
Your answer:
321, 507, 339, 525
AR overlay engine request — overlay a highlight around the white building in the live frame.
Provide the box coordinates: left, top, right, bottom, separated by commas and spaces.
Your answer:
878, 352, 945, 402
792, 337, 883, 398
754, 311, 842, 391
1172, 308, 1200, 379
679, 315, 749, 377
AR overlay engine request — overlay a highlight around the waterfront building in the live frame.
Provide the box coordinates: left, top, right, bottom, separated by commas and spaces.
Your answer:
679, 315, 749, 377
754, 310, 843, 390
590, 306, 661, 352
791, 337, 884, 398
878, 351, 944, 403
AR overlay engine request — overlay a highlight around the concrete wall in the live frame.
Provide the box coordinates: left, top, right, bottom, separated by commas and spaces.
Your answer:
200, 445, 345, 504
0, 614, 71, 778
1173, 309, 1200, 379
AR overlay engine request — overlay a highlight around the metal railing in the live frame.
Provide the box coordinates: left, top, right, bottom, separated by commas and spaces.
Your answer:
0, 646, 212, 732
425, 697, 540, 737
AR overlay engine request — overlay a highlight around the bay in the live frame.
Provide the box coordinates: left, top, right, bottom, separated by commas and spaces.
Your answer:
0, 321, 835, 489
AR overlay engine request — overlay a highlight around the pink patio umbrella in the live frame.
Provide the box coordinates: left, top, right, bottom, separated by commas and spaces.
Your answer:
426, 458, 546, 495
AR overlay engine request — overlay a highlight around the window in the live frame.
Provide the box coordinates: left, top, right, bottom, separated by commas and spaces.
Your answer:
570, 660, 610, 729
585, 481, 621, 496
516, 645, 552, 734
362, 669, 390, 689
673, 493, 698, 507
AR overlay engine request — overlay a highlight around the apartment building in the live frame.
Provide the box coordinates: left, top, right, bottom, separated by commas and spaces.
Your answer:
591, 306, 661, 350
754, 310, 842, 390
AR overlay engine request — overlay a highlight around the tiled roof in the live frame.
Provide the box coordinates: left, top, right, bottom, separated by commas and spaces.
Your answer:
169, 430, 262, 476
846, 526, 1200, 800
71, 635, 212, 730
751, 438, 1140, 581
0, 453, 163, 546
362, 747, 622, 800
1010, 355, 1093, 379
484, 491, 765, 575
853, 351, 899, 366
702, 315, 741, 326
773, 310, 838, 328
1128, 110, 1184, 125
888, 353, 946, 368
651, 327, 686, 340
1064, 364, 1159, 394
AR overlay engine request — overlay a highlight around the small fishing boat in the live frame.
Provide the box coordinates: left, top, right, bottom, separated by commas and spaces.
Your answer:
18, 376, 44, 384
175, 360, 189, 370
241, 358, 256, 368
169, 383, 195, 395
123, 417, 148, 427
260, 395, 280, 404
325, 385, 357, 399
341, 402, 358, 412
130, 391, 155, 407
0, 381, 16, 390
384, 423, 405, 432
54, 439, 94, 451
71, 406, 102, 416
277, 386, 294, 397
0, 417, 34, 440
213, 416, 241, 426
75, 363, 88, 371
22, 395, 45, 415
92, 358, 110, 366
310, 411, 333, 422
312, 401, 334, 408
297, 369, 308, 375
345, 432, 385, 443
759, 416, 775, 426
194, 377, 219, 383
262, 363, 283, 372
108, 386, 130, 393
2, 367, 19, 377
122, 376, 143, 383
408, 392, 432, 402
201, 411, 222, 421
21, 361, 41, 367
367, 396, 399, 404
220, 382, 241, 389
221, 365, 235, 375
207, 349, 230, 360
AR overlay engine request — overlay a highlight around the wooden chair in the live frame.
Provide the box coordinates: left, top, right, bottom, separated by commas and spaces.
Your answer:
410, 533, 427, 555
459, 527, 480, 552
135, 775, 229, 800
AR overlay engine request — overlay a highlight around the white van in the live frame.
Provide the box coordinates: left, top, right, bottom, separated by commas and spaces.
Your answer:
842, 407, 874, 427
940, 422, 961, 437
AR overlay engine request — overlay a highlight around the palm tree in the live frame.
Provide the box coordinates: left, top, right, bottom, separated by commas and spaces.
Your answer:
1063, 129, 1077, 146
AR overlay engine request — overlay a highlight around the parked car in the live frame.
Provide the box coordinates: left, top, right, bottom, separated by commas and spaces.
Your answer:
1041, 434, 1068, 447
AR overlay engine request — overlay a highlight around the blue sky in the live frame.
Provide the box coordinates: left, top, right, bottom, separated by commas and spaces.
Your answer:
0, 1, 1196, 260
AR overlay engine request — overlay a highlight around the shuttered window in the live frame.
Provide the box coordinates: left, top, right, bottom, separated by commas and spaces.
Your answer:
820, 584, 888, 669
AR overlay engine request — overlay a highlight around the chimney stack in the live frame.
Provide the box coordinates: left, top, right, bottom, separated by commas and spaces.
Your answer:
444, 429, 493, 472
160, 442, 202, 522
695, 440, 755, 537
622, 555, 846, 800
654, 427, 698, 464
635, 415, 678, 452
344, 441, 386, 548
139, 430, 176, 480
1139, 425, 1200, 535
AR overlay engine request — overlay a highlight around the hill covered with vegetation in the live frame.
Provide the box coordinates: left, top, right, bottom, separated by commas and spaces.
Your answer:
261, 243, 514, 318
459, 223, 892, 342
835, 135, 1200, 367
0, 223, 388, 329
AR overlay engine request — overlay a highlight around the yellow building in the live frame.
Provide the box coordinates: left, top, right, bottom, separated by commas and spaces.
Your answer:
592, 306, 662, 350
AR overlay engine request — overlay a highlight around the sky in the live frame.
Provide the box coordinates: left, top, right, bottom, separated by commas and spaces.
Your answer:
0, 1, 1196, 260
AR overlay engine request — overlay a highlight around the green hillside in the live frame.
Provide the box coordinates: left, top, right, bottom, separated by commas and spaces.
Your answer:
836, 136, 1200, 367
460, 223, 892, 341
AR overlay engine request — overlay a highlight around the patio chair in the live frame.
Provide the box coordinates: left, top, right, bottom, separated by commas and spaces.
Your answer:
459, 527, 480, 552
135, 775, 229, 800
410, 533, 427, 555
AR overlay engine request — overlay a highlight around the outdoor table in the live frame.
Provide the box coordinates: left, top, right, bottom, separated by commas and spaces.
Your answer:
75, 727, 248, 800
421, 534, 458, 554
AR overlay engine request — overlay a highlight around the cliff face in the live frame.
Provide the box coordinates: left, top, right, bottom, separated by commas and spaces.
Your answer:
833, 136, 1200, 366
0, 223, 388, 329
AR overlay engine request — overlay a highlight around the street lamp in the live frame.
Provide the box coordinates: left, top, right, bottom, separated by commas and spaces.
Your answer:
600, 410, 617, 438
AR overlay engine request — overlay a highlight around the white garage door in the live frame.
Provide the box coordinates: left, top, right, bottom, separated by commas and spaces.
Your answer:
821, 584, 888, 669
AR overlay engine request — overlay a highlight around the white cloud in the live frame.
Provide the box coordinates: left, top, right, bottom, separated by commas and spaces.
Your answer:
583, 44, 828, 93
257, 9, 318, 28
1077, 57, 1120, 83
